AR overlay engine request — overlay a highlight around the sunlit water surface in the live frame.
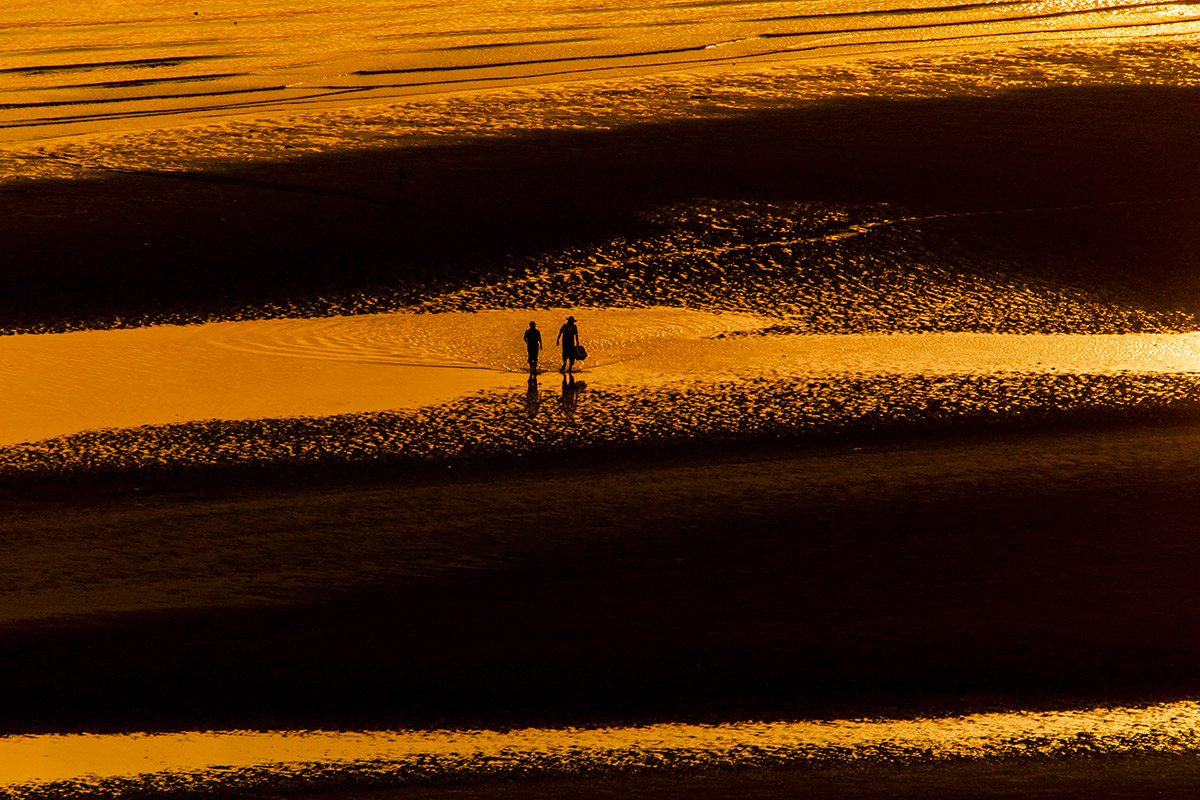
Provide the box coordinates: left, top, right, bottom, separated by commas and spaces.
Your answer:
3, 701, 1200, 796
2, 307, 1200, 446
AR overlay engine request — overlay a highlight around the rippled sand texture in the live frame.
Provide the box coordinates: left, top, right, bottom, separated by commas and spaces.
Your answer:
5, 0, 1200, 141
0, 307, 758, 444
9, 305, 1200, 448
4, 367, 1200, 484
8, 3, 1200, 797
5, 701, 1200, 799
4, 39, 1200, 338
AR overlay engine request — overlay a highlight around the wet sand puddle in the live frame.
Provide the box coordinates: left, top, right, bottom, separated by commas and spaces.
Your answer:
3, 307, 1200, 446
3, 700, 1199, 797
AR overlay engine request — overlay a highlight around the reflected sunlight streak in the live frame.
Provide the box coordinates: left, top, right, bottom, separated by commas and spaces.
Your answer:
4, 701, 1200, 794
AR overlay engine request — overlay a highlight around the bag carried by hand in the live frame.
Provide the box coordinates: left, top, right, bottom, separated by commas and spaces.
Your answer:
574, 345, 588, 360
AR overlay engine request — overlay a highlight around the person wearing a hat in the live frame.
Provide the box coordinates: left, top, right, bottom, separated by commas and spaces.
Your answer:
556, 315, 581, 373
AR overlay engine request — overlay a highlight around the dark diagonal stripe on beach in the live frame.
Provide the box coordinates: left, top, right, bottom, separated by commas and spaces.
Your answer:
0, 85, 286, 111
23, 155, 397, 208
761, 3, 1197, 40
351, 41, 718, 76
753, 0, 1172, 24
0, 55, 223, 75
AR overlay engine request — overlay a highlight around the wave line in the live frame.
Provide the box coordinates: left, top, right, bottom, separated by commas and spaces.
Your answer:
0, 84, 285, 111
0, 55, 223, 76
755, 0, 1175, 24
761, 2, 1194, 39
352, 41, 722, 76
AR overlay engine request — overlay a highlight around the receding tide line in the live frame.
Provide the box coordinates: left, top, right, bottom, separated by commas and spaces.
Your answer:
3, 701, 1200, 797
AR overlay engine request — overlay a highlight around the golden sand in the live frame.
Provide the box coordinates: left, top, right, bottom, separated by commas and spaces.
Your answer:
3, 306, 1200, 446
4, 701, 1200, 794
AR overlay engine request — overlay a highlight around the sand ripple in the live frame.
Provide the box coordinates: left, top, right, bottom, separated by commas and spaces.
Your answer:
205, 307, 766, 371
4, 371, 1200, 485
5, 701, 1200, 798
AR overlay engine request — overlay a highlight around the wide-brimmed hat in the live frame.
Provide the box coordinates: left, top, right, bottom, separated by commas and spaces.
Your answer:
567, 315, 576, 321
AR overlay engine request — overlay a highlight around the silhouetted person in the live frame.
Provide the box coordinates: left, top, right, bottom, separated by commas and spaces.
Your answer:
525, 374, 541, 418
523, 321, 542, 374
396, 166, 406, 200
556, 315, 580, 373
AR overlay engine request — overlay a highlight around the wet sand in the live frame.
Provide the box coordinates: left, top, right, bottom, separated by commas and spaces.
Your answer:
273, 758, 1200, 800
6, 418, 1200, 736
5, 45, 1200, 336
8, 307, 1200, 446
8, 702, 1200, 797
6, 36, 1200, 798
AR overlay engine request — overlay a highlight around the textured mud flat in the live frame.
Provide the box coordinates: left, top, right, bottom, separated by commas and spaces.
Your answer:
6, 34, 1200, 800
7, 414, 1200, 737
3, 370, 1200, 488
4, 41, 1200, 338
8, 704, 1200, 800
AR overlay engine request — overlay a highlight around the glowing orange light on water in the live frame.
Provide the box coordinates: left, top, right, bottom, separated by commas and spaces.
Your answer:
4, 701, 1200, 793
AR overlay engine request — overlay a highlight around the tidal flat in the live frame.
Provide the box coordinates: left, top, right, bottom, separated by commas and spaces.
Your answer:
5, 11, 1200, 797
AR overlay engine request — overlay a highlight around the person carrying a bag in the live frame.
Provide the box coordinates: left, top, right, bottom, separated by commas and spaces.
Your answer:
556, 315, 583, 374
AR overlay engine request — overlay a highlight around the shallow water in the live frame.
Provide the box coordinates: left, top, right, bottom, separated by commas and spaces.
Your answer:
0, 307, 754, 445
3, 307, 1200, 446
0, 319, 512, 446
4, 700, 1200, 796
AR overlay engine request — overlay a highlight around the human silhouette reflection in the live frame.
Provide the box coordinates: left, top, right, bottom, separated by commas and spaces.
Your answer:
524, 374, 541, 418
560, 374, 586, 420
